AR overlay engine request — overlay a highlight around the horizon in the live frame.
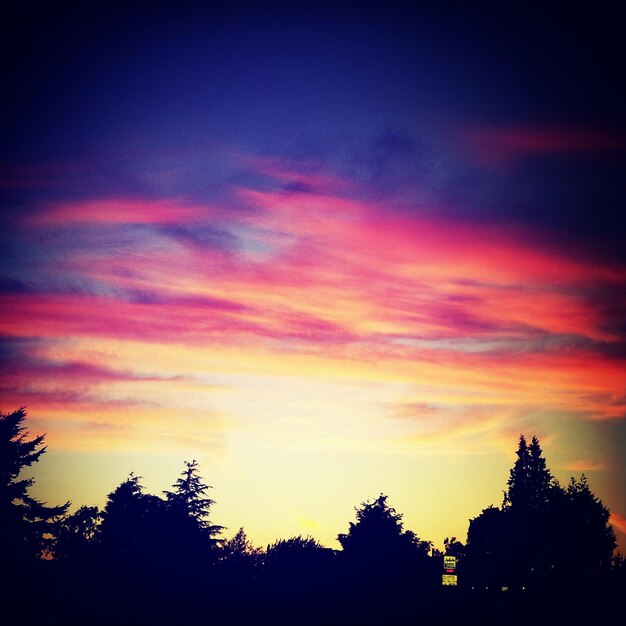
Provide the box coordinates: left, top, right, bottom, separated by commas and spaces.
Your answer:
27, 422, 622, 553
2, 4, 625, 555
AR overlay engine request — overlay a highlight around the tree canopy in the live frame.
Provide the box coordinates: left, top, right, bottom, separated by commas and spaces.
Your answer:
0, 407, 68, 565
1, 409, 622, 626
465, 434, 617, 590
338, 494, 434, 590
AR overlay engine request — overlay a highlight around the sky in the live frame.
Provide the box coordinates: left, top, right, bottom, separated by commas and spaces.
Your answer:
1, 3, 625, 551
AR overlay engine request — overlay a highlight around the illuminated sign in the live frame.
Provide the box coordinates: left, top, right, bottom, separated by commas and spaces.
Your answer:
442, 574, 458, 586
443, 555, 457, 571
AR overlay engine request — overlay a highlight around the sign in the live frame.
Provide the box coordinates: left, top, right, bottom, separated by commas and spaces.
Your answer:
442, 574, 458, 586
443, 555, 457, 572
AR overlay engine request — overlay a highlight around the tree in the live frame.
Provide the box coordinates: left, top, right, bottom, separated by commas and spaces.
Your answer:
443, 536, 466, 558
98, 473, 167, 568
499, 435, 562, 587
504, 434, 557, 510
265, 535, 330, 570
52, 505, 101, 562
164, 460, 213, 523
465, 434, 617, 590
465, 505, 506, 589
557, 475, 616, 581
339, 494, 431, 561
221, 527, 262, 575
163, 460, 223, 557
263, 535, 335, 591
338, 494, 433, 591
0, 407, 68, 565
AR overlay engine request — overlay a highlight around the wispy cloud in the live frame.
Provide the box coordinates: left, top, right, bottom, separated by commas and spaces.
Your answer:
461, 125, 626, 169
27, 198, 217, 226
2, 155, 625, 456
559, 460, 607, 472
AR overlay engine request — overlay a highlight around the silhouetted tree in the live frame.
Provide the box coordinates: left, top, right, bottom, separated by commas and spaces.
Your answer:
163, 460, 223, 563
0, 407, 68, 566
465, 505, 506, 589
504, 434, 557, 510
265, 535, 331, 573
443, 536, 466, 558
338, 494, 433, 593
220, 527, 262, 577
611, 552, 626, 591
555, 475, 616, 582
164, 460, 213, 524
466, 435, 617, 591
98, 473, 168, 568
53, 505, 101, 562
263, 534, 335, 599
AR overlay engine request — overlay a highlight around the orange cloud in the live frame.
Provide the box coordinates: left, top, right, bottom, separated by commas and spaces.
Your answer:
2, 181, 625, 457
610, 512, 626, 536
559, 460, 607, 472
27, 198, 217, 226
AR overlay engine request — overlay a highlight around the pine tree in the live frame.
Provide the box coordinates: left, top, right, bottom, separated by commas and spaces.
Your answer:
504, 434, 529, 508
338, 494, 433, 589
165, 461, 213, 525
0, 407, 68, 565
504, 434, 555, 510
467, 434, 617, 590
164, 460, 223, 552
98, 473, 166, 565
527, 435, 555, 508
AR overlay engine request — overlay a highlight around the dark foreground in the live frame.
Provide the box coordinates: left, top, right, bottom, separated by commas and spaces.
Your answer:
3, 561, 622, 626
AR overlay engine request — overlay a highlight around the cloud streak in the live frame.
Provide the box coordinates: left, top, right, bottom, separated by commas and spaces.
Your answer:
3, 157, 625, 442
461, 125, 626, 168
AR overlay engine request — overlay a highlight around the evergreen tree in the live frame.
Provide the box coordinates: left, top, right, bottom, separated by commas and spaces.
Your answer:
527, 435, 556, 508
338, 494, 431, 559
163, 460, 223, 566
98, 473, 167, 567
504, 434, 556, 510
165, 461, 212, 524
504, 433, 529, 507
338, 494, 433, 589
467, 434, 618, 590
0, 407, 68, 566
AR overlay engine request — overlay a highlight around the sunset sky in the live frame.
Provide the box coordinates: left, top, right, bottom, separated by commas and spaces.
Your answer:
1, 4, 625, 551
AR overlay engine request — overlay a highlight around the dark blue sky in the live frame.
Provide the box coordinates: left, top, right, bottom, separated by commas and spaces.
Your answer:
2, 3, 625, 267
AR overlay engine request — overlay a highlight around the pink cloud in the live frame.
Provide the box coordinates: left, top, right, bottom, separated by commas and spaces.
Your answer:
7, 187, 624, 360
237, 153, 351, 193
27, 198, 217, 226
461, 125, 626, 168
3, 181, 626, 433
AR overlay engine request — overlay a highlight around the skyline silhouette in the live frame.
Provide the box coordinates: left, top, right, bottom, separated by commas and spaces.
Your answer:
2, 406, 624, 625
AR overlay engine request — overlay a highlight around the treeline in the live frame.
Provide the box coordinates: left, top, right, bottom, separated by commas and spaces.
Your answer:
1, 407, 624, 625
